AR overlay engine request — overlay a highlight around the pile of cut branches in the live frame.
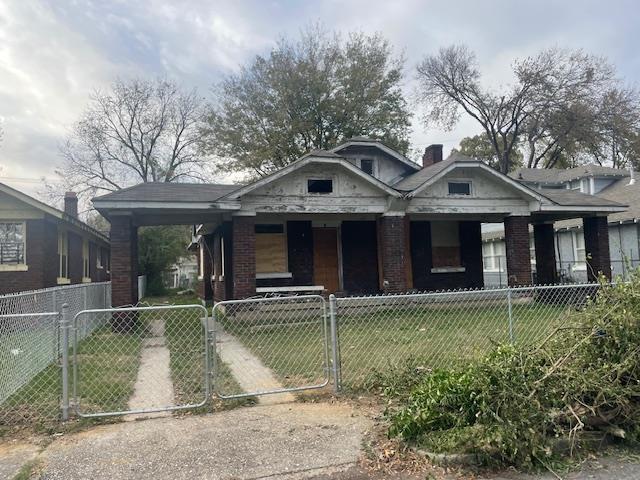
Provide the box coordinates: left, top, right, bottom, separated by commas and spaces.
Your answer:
387, 273, 640, 468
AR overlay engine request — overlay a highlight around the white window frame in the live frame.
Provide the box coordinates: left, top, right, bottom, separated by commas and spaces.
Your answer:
482, 241, 506, 272
306, 177, 335, 195
357, 157, 377, 177
571, 230, 587, 271
447, 180, 473, 196
197, 241, 204, 280
219, 237, 225, 281
57, 230, 70, 284
82, 239, 91, 283
0, 221, 28, 271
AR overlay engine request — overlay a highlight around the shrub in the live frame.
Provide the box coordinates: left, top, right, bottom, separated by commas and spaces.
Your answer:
387, 272, 640, 468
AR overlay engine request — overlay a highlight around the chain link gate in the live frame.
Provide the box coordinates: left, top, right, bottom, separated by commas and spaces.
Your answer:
73, 304, 209, 418
211, 295, 331, 399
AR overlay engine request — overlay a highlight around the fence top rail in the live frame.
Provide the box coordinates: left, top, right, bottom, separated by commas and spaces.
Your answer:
73, 303, 207, 318
214, 294, 326, 306
335, 282, 603, 302
0, 281, 111, 300
0, 311, 59, 319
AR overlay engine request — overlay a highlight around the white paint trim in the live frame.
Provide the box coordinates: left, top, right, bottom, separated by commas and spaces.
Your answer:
256, 272, 293, 279
0, 264, 28, 272
408, 160, 545, 203
431, 267, 466, 273
330, 140, 421, 171
92, 200, 241, 210
223, 156, 402, 200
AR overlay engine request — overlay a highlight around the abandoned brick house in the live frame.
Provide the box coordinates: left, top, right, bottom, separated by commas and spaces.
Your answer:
92, 138, 626, 307
0, 183, 110, 295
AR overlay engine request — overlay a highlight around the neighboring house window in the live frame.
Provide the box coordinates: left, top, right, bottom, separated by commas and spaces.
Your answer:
82, 239, 91, 281
198, 242, 204, 280
482, 241, 505, 272
431, 221, 462, 270
572, 231, 586, 270
359, 158, 375, 176
57, 230, 69, 282
447, 181, 471, 196
255, 224, 287, 274
0, 222, 25, 265
97, 248, 103, 269
307, 179, 333, 194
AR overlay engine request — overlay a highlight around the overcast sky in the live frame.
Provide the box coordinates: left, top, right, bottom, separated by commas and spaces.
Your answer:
1, 0, 639, 198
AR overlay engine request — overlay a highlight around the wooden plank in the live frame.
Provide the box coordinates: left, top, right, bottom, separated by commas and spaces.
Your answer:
313, 227, 340, 293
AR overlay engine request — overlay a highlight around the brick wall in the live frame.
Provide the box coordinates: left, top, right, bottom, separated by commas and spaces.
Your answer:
504, 216, 532, 286
0, 220, 45, 294
533, 223, 557, 284
342, 221, 379, 294
583, 216, 612, 281
110, 215, 138, 307
379, 216, 407, 293
231, 216, 256, 299
67, 230, 83, 284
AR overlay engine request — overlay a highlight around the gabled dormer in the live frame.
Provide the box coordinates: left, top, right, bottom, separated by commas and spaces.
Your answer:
330, 137, 420, 185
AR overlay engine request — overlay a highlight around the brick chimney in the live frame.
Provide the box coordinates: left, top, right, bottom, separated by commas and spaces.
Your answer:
422, 144, 443, 168
64, 192, 78, 218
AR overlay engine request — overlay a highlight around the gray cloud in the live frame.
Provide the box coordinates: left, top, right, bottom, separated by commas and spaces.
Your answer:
0, 0, 638, 198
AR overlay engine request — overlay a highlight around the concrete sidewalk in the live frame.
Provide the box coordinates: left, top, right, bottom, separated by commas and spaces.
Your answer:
20, 402, 371, 480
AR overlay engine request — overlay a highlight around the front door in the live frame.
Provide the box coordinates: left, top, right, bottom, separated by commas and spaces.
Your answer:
313, 227, 340, 293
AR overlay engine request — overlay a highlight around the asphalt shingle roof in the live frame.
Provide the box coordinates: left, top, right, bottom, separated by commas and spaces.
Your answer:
537, 189, 625, 208
512, 166, 629, 184
93, 183, 242, 203
393, 155, 464, 190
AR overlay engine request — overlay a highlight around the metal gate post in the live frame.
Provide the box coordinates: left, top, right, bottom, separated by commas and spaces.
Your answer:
507, 288, 514, 343
329, 294, 341, 393
60, 303, 70, 421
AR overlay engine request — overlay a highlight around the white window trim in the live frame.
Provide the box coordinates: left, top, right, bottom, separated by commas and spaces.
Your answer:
356, 157, 377, 177
197, 242, 204, 280
447, 179, 473, 197
82, 238, 91, 281
57, 229, 69, 283
0, 220, 27, 268
97, 247, 104, 270
571, 230, 587, 271
306, 176, 336, 195
219, 236, 225, 281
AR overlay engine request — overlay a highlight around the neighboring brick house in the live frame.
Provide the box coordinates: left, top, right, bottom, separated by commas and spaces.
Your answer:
0, 183, 110, 295
92, 138, 626, 307
482, 165, 640, 285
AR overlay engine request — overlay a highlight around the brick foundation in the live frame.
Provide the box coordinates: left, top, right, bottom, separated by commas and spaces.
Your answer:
583, 216, 611, 281
533, 223, 557, 284
379, 216, 407, 293
504, 216, 532, 286
110, 215, 138, 307
231, 216, 256, 299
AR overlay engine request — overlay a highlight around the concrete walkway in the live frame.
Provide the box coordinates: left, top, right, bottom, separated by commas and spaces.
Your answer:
216, 327, 296, 405
32, 402, 370, 479
126, 318, 175, 420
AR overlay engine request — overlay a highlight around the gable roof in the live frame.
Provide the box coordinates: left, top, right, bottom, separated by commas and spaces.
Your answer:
93, 183, 241, 203
330, 137, 421, 171
0, 183, 109, 242
395, 153, 545, 202
512, 165, 629, 184
222, 151, 402, 200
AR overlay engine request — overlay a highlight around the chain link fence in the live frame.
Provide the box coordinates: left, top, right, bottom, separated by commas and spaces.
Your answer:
0, 282, 110, 427
332, 283, 600, 390
1, 281, 605, 429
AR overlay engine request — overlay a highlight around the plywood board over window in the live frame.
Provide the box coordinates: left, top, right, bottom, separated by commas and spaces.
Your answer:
255, 224, 287, 274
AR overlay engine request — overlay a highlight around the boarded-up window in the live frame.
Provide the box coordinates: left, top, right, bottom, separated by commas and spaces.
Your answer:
255, 224, 287, 273
431, 221, 461, 268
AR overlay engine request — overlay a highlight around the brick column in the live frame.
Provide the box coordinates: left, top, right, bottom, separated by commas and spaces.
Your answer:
110, 215, 138, 315
583, 216, 611, 281
379, 215, 407, 293
533, 223, 557, 285
231, 216, 256, 299
504, 216, 532, 286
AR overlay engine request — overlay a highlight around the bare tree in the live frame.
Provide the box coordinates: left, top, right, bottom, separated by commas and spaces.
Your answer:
416, 46, 637, 173
58, 78, 210, 200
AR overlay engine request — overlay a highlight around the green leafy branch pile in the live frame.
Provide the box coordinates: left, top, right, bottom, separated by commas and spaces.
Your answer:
387, 274, 640, 468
